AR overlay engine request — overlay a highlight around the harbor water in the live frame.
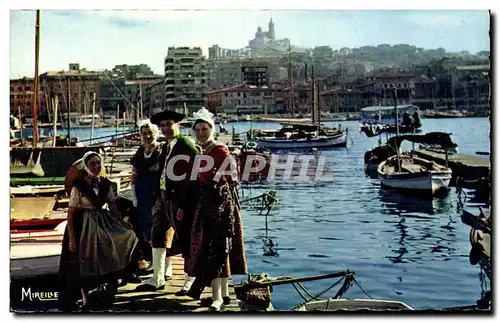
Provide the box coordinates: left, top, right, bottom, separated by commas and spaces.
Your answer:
229, 117, 490, 310
64, 117, 490, 310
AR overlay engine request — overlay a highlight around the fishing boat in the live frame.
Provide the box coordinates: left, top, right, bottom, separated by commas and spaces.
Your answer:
295, 299, 413, 311
378, 154, 453, 195
365, 132, 457, 173
234, 270, 414, 312
11, 220, 66, 280
461, 207, 491, 280
423, 110, 465, 118
256, 123, 347, 149
377, 91, 453, 195
257, 132, 347, 149
255, 65, 347, 150
359, 104, 422, 137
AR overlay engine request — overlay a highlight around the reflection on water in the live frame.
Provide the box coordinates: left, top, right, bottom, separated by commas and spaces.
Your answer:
239, 186, 279, 257
379, 189, 453, 215
378, 188, 461, 266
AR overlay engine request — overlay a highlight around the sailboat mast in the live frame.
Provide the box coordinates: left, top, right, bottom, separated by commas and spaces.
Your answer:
393, 88, 400, 171
52, 96, 58, 147
139, 83, 144, 119
288, 43, 294, 118
33, 10, 40, 147
91, 92, 96, 145
311, 64, 315, 124
67, 78, 71, 141
317, 78, 321, 125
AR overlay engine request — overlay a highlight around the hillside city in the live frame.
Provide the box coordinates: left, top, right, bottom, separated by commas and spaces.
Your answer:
10, 17, 491, 124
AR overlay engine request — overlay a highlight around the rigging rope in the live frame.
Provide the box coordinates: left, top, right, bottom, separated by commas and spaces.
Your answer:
289, 275, 349, 311
353, 278, 373, 299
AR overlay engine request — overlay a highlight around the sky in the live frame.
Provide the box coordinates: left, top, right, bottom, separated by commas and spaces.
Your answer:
9, 10, 490, 79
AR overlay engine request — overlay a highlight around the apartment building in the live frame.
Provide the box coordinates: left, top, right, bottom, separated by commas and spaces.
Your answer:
164, 47, 207, 114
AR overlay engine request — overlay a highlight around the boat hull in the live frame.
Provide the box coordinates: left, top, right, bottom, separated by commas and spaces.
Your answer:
295, 299, 414, 311
10, 244, 62, 279
10, 221, 66, 280
257, 133, 347, 149
378, 168, 452, 194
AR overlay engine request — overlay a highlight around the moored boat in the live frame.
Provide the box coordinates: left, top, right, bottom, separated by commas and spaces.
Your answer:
377, 155, 453, 195
365, 132, 457, 173
256, 123, 347, 150
10, 221, 66, 280
359, 104, 422, 137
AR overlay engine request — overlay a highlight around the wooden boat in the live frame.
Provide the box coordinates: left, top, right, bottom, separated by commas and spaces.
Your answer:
256, 69, 347, 150
256, 123, 347, 150
10, 196, 66, 280
10, 221, 66, 280
359, 104, 422, 137
378, 155, 452, 195
365, 132, 457, 173
461, 208, 491, 279
423, 110, 465, 118
295, 299, 413, 311
234, 270, 414, 312
364, 144, 396, 172
376, 91, 454, 195
360, 123, 421, 137
10, 196, 58, 223
10, 184, 66, 196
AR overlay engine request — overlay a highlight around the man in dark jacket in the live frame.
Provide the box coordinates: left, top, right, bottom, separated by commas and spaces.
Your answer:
135, 110, 199, 292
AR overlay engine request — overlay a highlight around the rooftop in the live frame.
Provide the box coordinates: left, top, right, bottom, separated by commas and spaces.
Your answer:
321, 88, 361, 95
41, 70, 100, 77
361, 104, 418, 112
125, 79, 161, 86
455, 65, 490, 71
204, 83, 273, 94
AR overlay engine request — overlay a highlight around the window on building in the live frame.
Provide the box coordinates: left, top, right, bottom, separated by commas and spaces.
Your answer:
237, 92, 241, 97
225, 92, 228, 96
238, 99, 241, 105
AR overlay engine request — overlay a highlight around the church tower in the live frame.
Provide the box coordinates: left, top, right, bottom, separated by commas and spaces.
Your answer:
268, 15, 275, 40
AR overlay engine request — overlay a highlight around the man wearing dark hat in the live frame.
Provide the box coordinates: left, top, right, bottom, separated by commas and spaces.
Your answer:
135, 109, 200, 292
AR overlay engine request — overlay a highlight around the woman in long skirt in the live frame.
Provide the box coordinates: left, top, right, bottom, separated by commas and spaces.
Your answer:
185, 108, 248, 311
130, 120, 162, 270
58, 151, 138, 311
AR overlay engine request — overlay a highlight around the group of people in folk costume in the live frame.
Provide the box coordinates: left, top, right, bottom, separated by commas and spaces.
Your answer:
59, 107, 247, 312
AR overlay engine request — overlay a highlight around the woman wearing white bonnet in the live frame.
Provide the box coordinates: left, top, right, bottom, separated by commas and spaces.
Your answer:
191, 107, 215, 143
185, 107, 248, 311
58, 151, 138, 311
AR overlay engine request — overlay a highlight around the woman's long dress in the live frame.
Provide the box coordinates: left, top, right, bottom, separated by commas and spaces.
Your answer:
58, 178, 138, 311
186, 142, 248, 300
130, 144, 162, 261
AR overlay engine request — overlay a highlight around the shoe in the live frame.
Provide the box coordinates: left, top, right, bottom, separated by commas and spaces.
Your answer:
208, 303, 224, 312
200, 297, 231, 306
76, 300, 90, 311
175, 289, 189, 297
126, 273, 142, 284
164, 275, 172, 281
134, 283, 165, 292
200, 298, 212, 307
